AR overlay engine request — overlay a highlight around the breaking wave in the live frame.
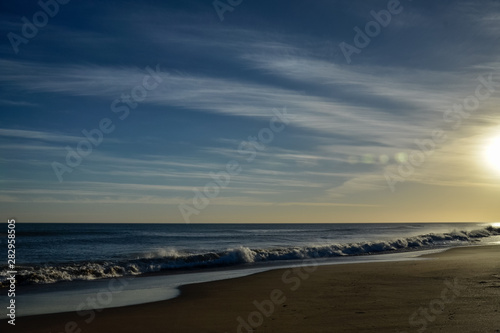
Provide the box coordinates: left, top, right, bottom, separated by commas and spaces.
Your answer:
1, 225, 499, 287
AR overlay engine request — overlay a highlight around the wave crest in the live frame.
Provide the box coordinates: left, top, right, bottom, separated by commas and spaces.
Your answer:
1, 225, 498, 287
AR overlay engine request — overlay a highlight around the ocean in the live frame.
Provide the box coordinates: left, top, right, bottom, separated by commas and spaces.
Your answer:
1, 222, 499, 316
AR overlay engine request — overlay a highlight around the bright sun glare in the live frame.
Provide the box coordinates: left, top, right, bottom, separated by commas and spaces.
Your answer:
485, 136, 500, 172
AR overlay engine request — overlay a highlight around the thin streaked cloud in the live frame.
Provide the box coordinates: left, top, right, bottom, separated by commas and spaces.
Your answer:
1, 0, 500, 222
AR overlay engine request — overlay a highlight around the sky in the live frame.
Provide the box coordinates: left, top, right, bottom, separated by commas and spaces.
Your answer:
1, 0, 500, 223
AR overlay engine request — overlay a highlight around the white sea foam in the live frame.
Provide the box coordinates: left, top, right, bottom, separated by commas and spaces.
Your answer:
1, 225, 498, 287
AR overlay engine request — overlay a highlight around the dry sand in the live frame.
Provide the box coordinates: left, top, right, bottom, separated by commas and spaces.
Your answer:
3, 245, 500, 333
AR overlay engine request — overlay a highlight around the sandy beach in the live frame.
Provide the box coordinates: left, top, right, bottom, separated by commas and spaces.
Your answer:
3, 245, 500, 333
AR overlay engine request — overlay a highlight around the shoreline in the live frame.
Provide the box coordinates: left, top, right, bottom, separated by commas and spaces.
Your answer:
5, 223, 498, 289
2, 244, 500, 332
2, 247, 449, 318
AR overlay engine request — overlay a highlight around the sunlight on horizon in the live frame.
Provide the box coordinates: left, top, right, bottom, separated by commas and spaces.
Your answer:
484, 135, 500, 174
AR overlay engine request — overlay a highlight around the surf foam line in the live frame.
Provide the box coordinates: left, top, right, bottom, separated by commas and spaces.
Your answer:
1, 225, 498, 287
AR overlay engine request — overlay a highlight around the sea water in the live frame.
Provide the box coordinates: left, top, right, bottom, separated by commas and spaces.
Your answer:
1, 222, 499, 316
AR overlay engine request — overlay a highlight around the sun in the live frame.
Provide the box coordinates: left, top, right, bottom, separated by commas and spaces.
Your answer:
485, 136, 500, 172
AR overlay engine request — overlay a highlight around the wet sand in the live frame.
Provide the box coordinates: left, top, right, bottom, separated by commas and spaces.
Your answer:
3, 245, 500, 333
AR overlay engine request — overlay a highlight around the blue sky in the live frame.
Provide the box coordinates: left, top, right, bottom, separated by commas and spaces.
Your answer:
1, 0, 500, 223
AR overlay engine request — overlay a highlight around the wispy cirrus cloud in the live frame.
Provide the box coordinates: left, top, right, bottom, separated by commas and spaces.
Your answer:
2, 0, 500, 222
0, 128, 82, 143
